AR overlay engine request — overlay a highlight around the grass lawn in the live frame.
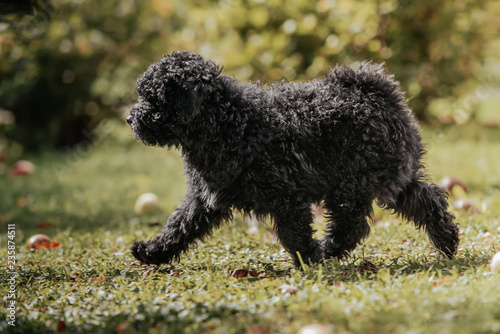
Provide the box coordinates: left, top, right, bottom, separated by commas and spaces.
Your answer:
1, 119, 499, 333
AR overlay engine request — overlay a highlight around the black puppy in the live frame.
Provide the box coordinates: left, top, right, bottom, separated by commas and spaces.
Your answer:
127, 51, 459, 267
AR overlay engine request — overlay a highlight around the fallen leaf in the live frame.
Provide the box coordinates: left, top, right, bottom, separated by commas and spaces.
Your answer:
37, 221, 53, 229
57, 320, 66, 332
433, 278, 446, 286
230, 269, 249, 278
92, 276, 105, 283
249, 270, 259, 277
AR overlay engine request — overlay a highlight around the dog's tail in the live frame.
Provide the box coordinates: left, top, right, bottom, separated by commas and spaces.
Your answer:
384, 175, 460, 257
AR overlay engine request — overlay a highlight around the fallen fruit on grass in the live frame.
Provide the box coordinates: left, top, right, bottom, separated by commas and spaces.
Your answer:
298, 324, 331, 334
277, 284, 298, 295
134, 193, 159, 213
453, 198, 480, 214
27, 234, 50, 247
11, 160, 36, 176
115, 321, 128, 333
27, 234, 60, 250
491, 252, 500, 273
438, 176, 467, 196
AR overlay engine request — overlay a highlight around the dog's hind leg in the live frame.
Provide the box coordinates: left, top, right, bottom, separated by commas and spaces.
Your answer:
131, 194, 231, 265
384, 177, 460, 257
273, 203, 323, 268
321, 191, 373, 260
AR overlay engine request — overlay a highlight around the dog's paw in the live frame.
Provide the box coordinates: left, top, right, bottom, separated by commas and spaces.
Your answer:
292, 241, 325, 269
130, 240, 178, 265
319, 237, 349, 260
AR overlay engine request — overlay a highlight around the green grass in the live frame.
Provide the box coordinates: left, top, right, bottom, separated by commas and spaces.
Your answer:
1, 119, 500, 333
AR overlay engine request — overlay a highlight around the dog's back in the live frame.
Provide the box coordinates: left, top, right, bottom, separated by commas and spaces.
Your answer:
228, 63, 423, 202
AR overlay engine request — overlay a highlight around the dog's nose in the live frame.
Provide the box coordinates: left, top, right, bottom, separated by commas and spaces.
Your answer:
126, 115, 133, 125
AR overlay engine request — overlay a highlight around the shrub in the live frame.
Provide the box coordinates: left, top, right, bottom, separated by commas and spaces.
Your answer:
0, 0, 497, 149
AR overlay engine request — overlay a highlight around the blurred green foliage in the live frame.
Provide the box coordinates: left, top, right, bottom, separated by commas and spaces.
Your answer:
0, 0, 499, 149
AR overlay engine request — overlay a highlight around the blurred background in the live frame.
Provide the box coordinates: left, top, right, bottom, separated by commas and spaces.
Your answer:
0, 0, 499, 154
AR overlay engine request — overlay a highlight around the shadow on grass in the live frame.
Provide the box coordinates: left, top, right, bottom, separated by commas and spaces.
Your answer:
299, 251, 492, 285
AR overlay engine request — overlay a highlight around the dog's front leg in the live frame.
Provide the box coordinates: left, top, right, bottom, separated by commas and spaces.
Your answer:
131, 195, 230, 265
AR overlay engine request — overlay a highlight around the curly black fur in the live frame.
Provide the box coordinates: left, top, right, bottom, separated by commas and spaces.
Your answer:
127, 51, 459, 267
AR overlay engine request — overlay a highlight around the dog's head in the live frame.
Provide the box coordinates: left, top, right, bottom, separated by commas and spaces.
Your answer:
127, 51, 222, 147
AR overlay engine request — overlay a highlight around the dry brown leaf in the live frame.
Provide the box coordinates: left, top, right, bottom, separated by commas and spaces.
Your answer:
230, 269, 249, 278
57, 320, 66, 332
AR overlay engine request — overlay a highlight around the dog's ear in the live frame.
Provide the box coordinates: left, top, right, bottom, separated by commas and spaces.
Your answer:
175, 82, 210, 124
166, 51, 223, 123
